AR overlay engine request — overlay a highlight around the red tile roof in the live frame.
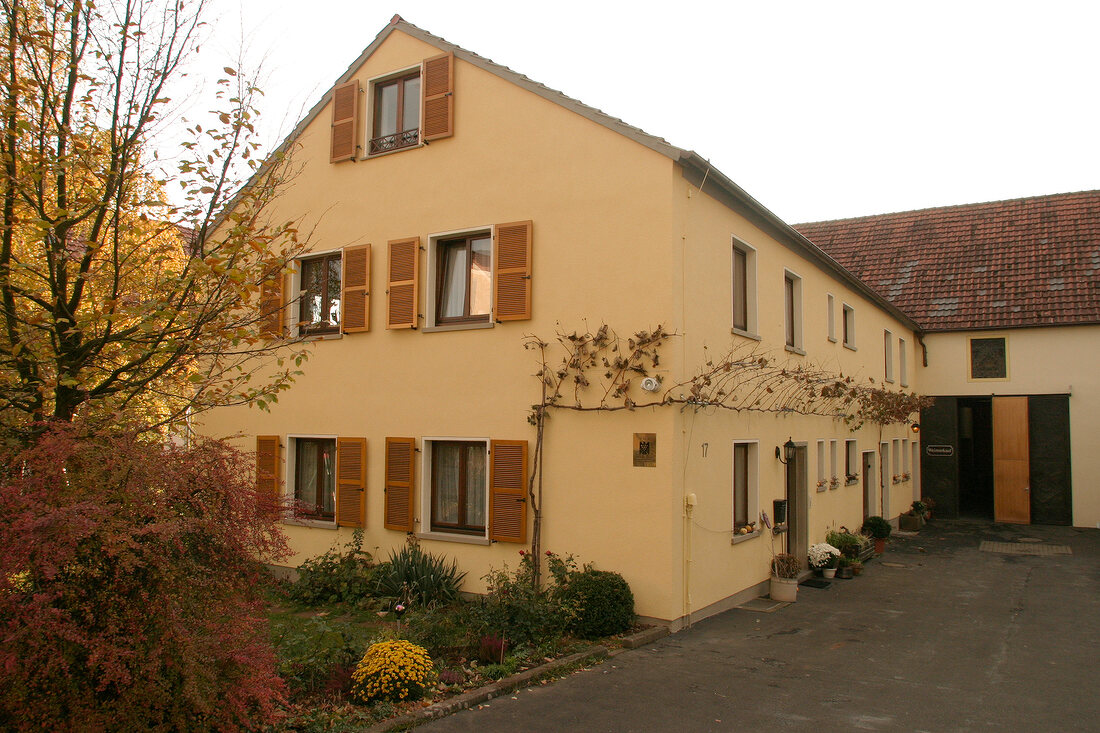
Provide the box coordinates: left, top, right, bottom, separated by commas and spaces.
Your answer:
794, 191, 1100, 332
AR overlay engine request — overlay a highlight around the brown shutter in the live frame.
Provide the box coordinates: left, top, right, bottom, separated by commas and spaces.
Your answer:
330, 80, 360, 162
336, 437, 367, 528
421, 52, 454, 141
386, 237, 420, 329
494, 221, 532, 321
384, 437, 416, 531
259, 274, 284, 339
256, 435, 281, 499
341, 244, 371, 333
489, 440, 528, 543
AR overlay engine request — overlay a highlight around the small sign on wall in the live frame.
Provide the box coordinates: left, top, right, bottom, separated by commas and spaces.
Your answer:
633, 433, 656, 467
926, 444, 954, 457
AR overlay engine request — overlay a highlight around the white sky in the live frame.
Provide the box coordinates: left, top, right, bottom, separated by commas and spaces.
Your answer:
181, 0, 1100, 223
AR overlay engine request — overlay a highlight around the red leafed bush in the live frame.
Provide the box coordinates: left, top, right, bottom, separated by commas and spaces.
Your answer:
0, 425, 289, 731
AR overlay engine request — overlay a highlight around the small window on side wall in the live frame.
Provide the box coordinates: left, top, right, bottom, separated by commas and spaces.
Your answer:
784, 271, 803, 351
731, 238, 758, 337
733, 441, 758, 531
969, 336, 1007, 380
842, 304, 855, 348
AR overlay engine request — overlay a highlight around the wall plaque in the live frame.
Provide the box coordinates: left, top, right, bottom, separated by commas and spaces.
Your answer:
633, 433, 656, 467
925, 444, 954, 457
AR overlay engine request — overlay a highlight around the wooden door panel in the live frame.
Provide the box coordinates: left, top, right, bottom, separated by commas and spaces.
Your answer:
993, 396, 1030, 524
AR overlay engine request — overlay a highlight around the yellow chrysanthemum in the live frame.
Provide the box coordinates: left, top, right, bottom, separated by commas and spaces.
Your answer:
349, 640, 434, 703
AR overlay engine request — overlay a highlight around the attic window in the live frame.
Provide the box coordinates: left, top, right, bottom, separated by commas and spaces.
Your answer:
370, 71, 420, 154
969, 337, 1007, 380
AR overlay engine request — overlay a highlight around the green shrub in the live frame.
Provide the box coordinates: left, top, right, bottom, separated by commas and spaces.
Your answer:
480, 657, 520, 680
372, 544, 467, 608
861, 515, 893, 539
560, 569, 635, 639
470, 551, 568, 647
349, 640, 434, 703
271, 614, 380, 699
826, 530, 862, 558
404, 603, 474, 655
289, 530, 375, 606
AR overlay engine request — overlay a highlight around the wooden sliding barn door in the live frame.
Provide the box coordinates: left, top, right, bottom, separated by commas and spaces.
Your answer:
993, 396, 1030, 524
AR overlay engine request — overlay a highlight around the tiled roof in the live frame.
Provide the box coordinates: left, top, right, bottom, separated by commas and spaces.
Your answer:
794, 191, 1100, 332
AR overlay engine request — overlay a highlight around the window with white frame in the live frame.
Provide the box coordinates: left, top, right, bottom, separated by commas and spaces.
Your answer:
827, 294, 836, 342
892, 438, 901, 480
829, 440, 838, 488
902, 439, 910, 476
423, 438, 489, 535
784, 271, 803, 352
426, 229, 493, 329
899, 338, 908, 386
732, 441, 758, 531
731, 238, 758, 336
845, 439, 858, 482
842, 304, 856, 349
288, 435, 337, 522
884, 329, 894, 382
816, 440, 826, 491
295, 251, 342, 336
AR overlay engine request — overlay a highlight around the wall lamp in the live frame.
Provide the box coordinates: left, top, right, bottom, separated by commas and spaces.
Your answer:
775, 438, 796, 464
910, 422, 921, 434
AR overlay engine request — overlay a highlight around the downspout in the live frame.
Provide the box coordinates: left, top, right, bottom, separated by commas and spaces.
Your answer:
917, 331, 929, 367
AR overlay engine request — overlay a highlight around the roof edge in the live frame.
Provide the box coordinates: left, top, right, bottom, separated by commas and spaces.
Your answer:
677, 152, 923, 333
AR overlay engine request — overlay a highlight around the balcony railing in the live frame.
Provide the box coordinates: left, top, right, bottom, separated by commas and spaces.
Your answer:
369, 128, 419, 155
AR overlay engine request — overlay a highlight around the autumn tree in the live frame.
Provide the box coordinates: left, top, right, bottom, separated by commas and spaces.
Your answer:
0, 0, 309, 440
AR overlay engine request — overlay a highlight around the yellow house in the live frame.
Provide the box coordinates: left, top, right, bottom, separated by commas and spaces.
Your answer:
197, 17, 923, 627
797, 191, 1100, 530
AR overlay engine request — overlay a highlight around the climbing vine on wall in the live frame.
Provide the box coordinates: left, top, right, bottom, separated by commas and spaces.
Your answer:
520, 322, 932, 583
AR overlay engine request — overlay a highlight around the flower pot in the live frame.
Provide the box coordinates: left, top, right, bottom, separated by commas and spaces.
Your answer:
836, 566, 853, 579
899, 513, 921, 531
769, 576, 798, 602
822, 567, 836, 579
874, 537, 886, 554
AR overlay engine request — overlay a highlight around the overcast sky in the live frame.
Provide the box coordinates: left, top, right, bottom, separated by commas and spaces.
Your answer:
183, 0, 1100, 223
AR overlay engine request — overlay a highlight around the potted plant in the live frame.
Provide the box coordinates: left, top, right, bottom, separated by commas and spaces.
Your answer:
850, 559, 864, 576
921, 496, 936, 521
770, 553, 800, 602
836, 556, 853, 579
861, 515, 892, 554
899, 501, 926, 531
826, 529, 861, 559
808, 543, 841, 579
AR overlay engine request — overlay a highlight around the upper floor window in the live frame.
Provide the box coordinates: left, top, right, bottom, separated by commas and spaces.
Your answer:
784, 271, 803, 352
437, 234, 492, 324
299, 253, 341, 335
842, 304, 856, 349
899, 337, 908, 386
371, 71, 420, 154
731, 238, 758, 337
827, 294, 836, 342
884, 329, 894, 382
969, 336, 1008, 380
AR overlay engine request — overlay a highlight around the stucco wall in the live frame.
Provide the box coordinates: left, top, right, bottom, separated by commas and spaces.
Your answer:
917, 326, 1100, 528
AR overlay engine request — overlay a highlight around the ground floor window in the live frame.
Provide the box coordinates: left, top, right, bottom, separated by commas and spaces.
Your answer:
430, 440, 487, 534
295, 437, 335, 520
733, 441, 758, 531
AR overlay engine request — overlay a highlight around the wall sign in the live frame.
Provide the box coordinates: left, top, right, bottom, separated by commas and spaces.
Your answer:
926, 444, 954, 456
633, 433, 656, 467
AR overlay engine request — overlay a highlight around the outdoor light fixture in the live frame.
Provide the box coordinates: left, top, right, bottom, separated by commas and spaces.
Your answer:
911, 422, 920, 434
775, 438, 796, 464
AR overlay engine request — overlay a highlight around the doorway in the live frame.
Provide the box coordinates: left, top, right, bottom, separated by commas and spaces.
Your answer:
880, 442, 891, 518
862, 451, 875, 519
786, 445, 809, 567
957, 397, 994, 518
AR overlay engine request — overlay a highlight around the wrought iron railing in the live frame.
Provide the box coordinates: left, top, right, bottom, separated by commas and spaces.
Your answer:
369, 129, 419, 155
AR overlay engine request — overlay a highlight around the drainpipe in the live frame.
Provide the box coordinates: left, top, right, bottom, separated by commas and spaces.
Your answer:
917, 331, 929, 367
683, 492, 696, 627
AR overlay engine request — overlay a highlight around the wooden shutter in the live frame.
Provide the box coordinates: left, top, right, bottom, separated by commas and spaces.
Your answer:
384, 437, 416, 531
341, 244, 371, 333
330, 80, 360, 162
489, 440, 528, 543
259, 274, 283, 339
256, 436, 281, 499
386, 237, 419, 329
494, 220, 533, 321
421, 52, 454, 141
336, 437, 367, 528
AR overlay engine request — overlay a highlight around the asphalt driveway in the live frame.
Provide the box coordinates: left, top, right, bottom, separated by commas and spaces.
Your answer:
422, 520, 1100, 732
